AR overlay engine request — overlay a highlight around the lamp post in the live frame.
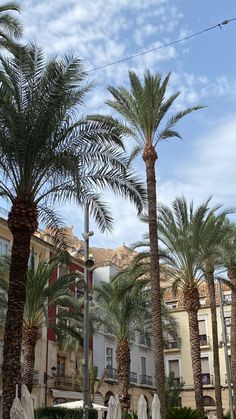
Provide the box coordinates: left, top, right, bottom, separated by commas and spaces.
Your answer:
218, 280, 234, 419
82, 203, 94, 419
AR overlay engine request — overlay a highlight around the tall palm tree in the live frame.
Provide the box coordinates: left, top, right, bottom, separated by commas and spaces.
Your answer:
200, 213, 232, 419
0, 257, 83, 393
0, 2, 22, 51
157, 197, 222, 415
0, 45, 146, 418
104, 70, 203, 417
218, 223, 236, 406
94, 276, 179, 409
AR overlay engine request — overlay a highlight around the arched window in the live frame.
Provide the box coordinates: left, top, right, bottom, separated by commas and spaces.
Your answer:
104, 391, 114, 406
203, 396, 215, 406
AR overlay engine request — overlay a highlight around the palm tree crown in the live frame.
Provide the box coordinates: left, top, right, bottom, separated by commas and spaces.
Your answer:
0, 2, 22, 51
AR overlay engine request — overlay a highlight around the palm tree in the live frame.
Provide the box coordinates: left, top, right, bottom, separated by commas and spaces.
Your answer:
0, 257, 83, 393
0, 2, 22, 51
157, 197, 222, 415
94, 276, 179, 409
104, 70, 203, 417
0, 45, 146, 418
200, 213, 232, 419
218, 223, 236, 406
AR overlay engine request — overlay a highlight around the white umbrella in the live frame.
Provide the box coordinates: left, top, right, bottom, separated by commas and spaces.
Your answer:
10, 385, 24, 419
138, 395, 147, 419
56, 400, 108, 411
152, 394, 161, 419
21, 384, 34, 419
114, 395, 121, 419
107, 396, 116, 419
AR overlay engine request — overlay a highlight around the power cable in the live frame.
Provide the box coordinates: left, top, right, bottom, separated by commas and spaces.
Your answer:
87, 18, 236, 73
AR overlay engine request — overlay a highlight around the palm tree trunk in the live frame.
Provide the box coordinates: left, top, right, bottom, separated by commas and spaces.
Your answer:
22, 327, 39, 393
205, 263, 223, 418
116, 339, 131, 409
143, 144, 165, 418
183, 287, 204, 415
228, 268, 236, 409
2, 199, 38, 419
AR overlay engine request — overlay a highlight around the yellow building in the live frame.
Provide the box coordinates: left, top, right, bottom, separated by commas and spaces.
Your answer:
164, 282, 232, 418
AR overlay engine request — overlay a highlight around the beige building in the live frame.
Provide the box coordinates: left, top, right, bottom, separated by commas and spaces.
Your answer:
164, 282, 232, 417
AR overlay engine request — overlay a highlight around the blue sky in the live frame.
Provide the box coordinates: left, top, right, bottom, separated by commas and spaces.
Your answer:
18, 0, 236, 248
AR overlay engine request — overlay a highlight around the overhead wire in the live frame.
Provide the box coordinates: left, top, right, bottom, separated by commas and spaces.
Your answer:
87, 18, 236, 73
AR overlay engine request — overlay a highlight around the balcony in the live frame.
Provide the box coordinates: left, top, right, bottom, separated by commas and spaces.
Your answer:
172, 376, 183, 386
202, 373, 213, 385
140, 374, 153, 386
199, 334, 209, 346
105, 367, 118, 381
164, 340, 180, 350
138, 335, 151, 346
130, 372, 138, 384
53, 375, 80, 391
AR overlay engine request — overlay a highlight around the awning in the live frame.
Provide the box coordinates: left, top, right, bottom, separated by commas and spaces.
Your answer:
51, 389, 83, 400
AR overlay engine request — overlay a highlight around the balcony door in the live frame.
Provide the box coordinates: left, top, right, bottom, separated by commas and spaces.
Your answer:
57, 355, 65, 376
141, 356, 146, 377
106, 347, 114, 369
198, 319, 207, 345
201, 356, 210, 384
168, 359, 180, 383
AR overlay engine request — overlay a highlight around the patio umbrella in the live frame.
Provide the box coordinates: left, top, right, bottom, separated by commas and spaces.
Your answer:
152, 394, 161, 419
114, 395, 121, 419
21, 384, 34, 419
138, 395, 147, 419
10, 385, 24, 419
107, 396, 116, 419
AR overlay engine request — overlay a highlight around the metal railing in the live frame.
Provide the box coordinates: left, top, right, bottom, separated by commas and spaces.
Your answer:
164, 340, 180, 350
54, 374, 74, 388
140, 374, 153, 386
172, 376, 183, 386
199, 334, 209, 346
202, 373, 213, 385
130, 372, 138, 383
138, 335, 151, 346
105, 367, 118, 381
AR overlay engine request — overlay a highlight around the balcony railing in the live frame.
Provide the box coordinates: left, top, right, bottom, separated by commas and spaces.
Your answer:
199, 334, 209, 346
164, 340, 180, 350
54, 374, 74, 388
172, 376, 183, 386
130, 372, 138, 383
202, 373, 213, 385
140, 374, 153, 386
105, 367, 118, 381
138, 335, 151, 346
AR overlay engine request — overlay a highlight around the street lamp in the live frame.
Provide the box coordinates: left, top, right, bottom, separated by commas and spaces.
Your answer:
82, 203, 94, 419
44, 366, 57, 406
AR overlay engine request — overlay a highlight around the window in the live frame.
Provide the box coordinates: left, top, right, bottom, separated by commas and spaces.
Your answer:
141, 357, 146, 376
106, 347, 114, 369
28, 250, 39, 269
199, 297, 207, 306
225, 315, 231, 342
59, 264, 68, 277
223, 292, 232, 303
165, 301, 178, 310
0, 237, 9, 256
198, 319, 208, 345
168, 360, 180, 378
201, 356, 210, 384
57, 355, 65, 376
